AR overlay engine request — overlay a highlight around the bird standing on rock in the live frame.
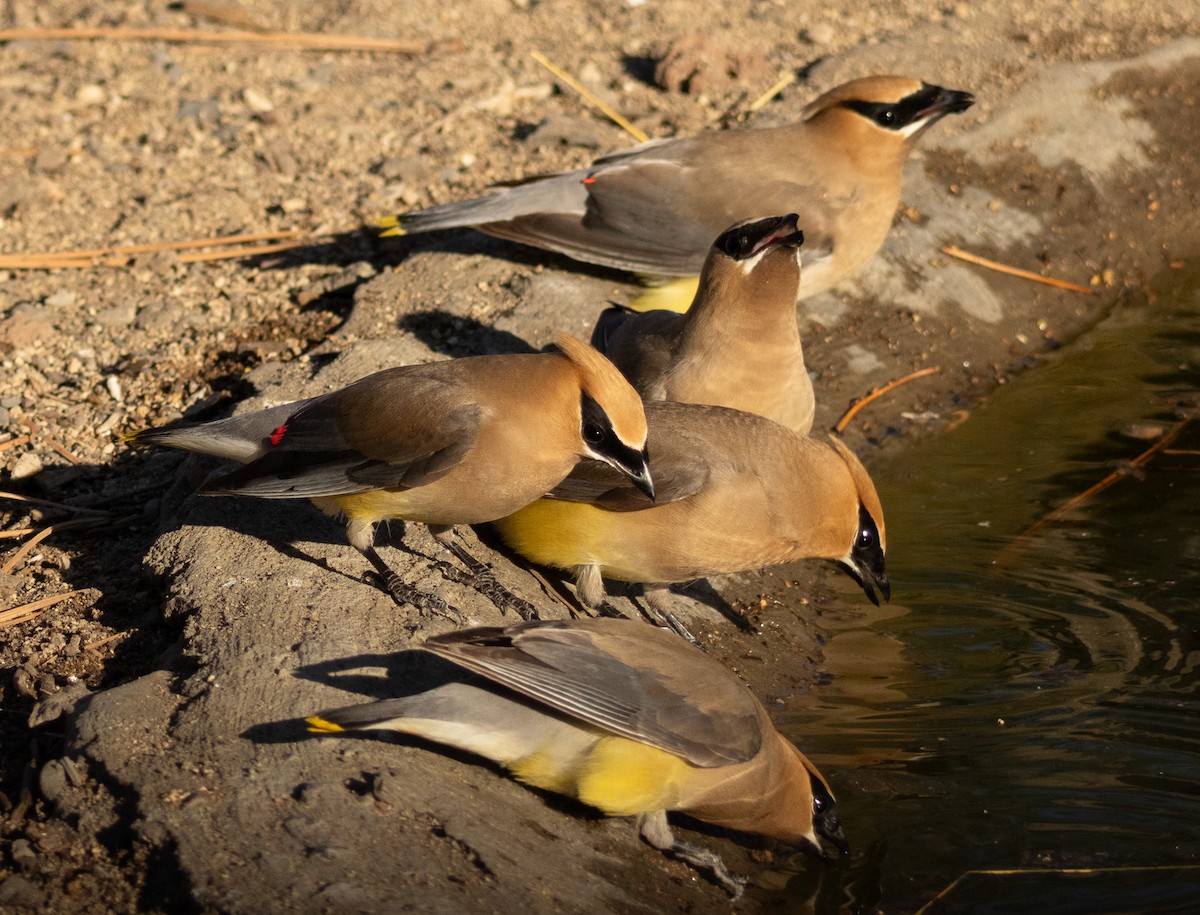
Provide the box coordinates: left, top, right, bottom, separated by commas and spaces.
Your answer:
126, 334, 653, 618
307, 617, 848, 897
593, 213, 815, 433
383, 75, 975, 313
492, 400, 888, 631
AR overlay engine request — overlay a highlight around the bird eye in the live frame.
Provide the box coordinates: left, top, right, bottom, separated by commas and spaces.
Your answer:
876, 108, 897, 126
858, 526, 875, 547
813, 796, 827, 814
583, 422, 605, 444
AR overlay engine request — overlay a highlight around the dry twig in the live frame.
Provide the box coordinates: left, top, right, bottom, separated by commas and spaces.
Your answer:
942, 245, 1094, 294
834, 367, 940, 434
0, 229, 319, 271
531, 50, 650, 144
0, 26, 441, 55
0, 435, 31, 452
0, 491, 113, 516
0, 591, 78, 629
1, 518, 108, 575
1017, 419, 1191, 540
745, 72, 795, 113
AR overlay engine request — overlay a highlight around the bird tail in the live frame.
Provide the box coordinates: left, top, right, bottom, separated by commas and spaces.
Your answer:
123, 400, 309, 464
378, 171, 588, 238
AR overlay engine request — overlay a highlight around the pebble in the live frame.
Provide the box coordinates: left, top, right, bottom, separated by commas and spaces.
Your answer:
38, 758, 73, 810
1121, 422, 1164, 441
105, 375, 123, 402
10, 838, 36, 870
44, 288, 76, 308
75, 83, 106, 106
0, 875, 43, 909
90, 301, 137, 327
11, 452, 44, 481
35, 146, 69, 173
525, 116, 609, 150
804, 22, 837, 44
243, 88, 274, 113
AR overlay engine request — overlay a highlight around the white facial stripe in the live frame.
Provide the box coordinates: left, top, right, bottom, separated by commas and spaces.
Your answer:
899, 116, 932, 139
738, 248, 770, 275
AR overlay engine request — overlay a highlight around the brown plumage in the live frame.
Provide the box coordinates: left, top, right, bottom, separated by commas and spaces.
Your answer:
126, 335, 653, 613
493, 401, 888, 613
384, 76, 974, 307
307, 618, 847, 896
593, 214, 814, 433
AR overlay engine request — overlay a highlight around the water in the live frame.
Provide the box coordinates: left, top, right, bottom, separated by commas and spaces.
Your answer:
770, 267, 1200, 913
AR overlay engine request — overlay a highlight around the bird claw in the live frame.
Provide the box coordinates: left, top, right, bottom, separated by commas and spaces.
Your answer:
367, 569, 455, 621
435, 540, 540, 621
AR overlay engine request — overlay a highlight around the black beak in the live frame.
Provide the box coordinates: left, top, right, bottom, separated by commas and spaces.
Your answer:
628, 448, 655, 501
918, 83, 976, 119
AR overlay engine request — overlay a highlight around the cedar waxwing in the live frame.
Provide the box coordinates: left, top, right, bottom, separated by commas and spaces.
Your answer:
126, 335, 653, 614
306, 618, 848, 896
382, 76, 974, 312
492, 401, 889, 618
592, 213, 814, 434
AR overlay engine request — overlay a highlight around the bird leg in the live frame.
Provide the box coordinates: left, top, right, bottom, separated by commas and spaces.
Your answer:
642, 586, 701, 647
570, 565, 631, 620
431, 527, 538, 621
347, 518, 452, 619
637, 810, 747, 899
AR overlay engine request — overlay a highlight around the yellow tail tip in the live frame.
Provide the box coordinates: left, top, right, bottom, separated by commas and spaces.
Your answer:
305, 715, 345, 734
376, 215, 407, 237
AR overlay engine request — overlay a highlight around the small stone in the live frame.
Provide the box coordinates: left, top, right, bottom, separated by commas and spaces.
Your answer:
1121, 422, 1165, 441
243, 88, 274, 113
804, 23, 836, 44
35, 146, 69, 173
376, 155, 430, 183
91, 301, 138, 327
10, 838, 36, 870
525, 116, 609, 150
0, 875, 43, 909
75, 84, 106, 106
39, 759, 71, 809
105, 375, 123, 402
44, 288, 76, 308
11, 452, 44, 480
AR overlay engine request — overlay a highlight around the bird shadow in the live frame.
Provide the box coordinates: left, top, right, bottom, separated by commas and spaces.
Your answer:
397, 310, 540, 358
242, 222, 629, 285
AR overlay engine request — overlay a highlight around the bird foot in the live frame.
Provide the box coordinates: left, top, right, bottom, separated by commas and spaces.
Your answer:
638, 811, 746, 898
667, 838, 748, 899
641, 591, 702, 647
436, 538, 539, 621
367, 569, 455, 621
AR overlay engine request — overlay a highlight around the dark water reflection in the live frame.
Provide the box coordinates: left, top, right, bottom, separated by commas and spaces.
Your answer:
767, 268, 1200, 913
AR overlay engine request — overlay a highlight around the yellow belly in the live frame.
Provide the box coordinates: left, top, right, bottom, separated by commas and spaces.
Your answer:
511, 735, 688, 817
628, 276, 701, 313
492, 499, 648, 581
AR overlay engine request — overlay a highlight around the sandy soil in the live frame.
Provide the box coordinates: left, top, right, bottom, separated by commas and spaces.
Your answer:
1, 2, 1198, 912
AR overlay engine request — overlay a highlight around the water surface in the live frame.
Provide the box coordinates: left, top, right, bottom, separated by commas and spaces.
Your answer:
770, 267, 1200, 912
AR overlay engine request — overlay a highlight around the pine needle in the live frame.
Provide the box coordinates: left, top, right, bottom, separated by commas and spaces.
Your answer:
530, 50, 649, 144
746, 72, 795, 113
834, 367, 940, 433
0, 27, 444, 55
0, 592, 79, 629
942, 245, 1094, 294
0, 229, 319, 270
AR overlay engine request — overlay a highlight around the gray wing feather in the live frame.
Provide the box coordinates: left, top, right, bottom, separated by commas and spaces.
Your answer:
426, 621, 763, 767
